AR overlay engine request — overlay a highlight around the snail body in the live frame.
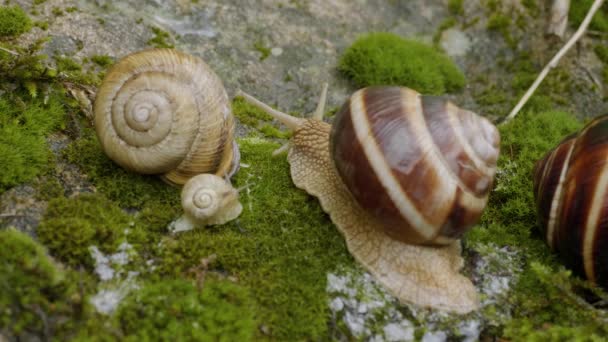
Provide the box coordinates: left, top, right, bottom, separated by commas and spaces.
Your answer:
169, 173, 243, 233
534, 115, 608, 289
238, 85, 500, 313
94, 49, 239, 186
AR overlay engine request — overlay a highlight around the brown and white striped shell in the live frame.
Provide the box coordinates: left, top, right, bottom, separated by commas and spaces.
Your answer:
237, 85, 500, 313
94, 49, 239, 186
331, 87, 500, 245
533, 115, 608, 289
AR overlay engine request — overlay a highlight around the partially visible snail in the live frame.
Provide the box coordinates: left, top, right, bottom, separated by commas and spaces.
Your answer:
534, 115, 608, 289
169, 173, 243, 233
237, 85, 500, 313
94, 49, 239, 186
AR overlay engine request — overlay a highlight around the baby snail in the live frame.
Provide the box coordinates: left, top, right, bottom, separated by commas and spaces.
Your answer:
94, 49, 239, 186
169, 173, 243, 233
534, 115, 608, 289
237, 84, 500, 313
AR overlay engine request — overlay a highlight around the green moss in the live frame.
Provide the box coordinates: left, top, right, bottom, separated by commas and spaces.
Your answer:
65, 127, 180, 209
466, 111, 608, 338
487, 14, 515, 48
253, 40, 271, 61
433, 18, 457, 44
37, 193, 129, 268
232, 96, 273, 127
448, 0, 464, 16
338, 32, 466, 95
155, 137, 352, 339
595, 45, 608, 64
147, 27, 174, 49
0, 92, 66, 191
91, 55, 114, 68
0, 5, 32, 37
0, 229, 87, 338
570, 0, 608, 32
115, 278, 256, 340
468, 111, 582, 250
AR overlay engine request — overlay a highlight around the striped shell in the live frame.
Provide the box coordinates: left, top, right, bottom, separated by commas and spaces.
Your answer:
330, 87, 500, 245
94, 49, 239, 186
533, 115, 608, 288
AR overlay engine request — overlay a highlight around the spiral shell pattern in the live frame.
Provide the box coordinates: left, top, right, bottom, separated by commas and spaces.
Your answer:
330, 87, 500, 245
94, 49, 238, 185
181, 173, 242, 226
533, 115, 608, 288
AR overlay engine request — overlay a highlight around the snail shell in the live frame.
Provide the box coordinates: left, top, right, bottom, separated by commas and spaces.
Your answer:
534, 115, 608, 289
170, 173, 243, 233
237, 85, 500, 313
94, 49, 239, 186
331, 87, 500, 245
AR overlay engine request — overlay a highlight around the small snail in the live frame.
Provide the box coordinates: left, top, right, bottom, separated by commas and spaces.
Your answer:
94, 49, 239, 186
237, 85, 500, 313
534, 115, 608, 289
169, 173, 243, 233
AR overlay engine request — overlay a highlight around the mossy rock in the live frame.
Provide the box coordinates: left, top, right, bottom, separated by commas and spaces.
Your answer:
0, 5, 32, 37
114, 278, 256, 341
37, 193, 130, 268
0, 93, 66, 191
0, 229, 86, 338
338, 32, 466, 95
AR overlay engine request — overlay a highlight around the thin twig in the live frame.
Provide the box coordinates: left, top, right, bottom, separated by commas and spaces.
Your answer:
503, 0, 606, 124
0, 46, 19, 56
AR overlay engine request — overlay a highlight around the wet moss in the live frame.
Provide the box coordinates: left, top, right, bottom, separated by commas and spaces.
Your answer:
0, 5, 32, 37
0, 229, 88, 338
37, 193, 130, 268
0, 92, 66, 192
114, 278, 256, 340
338, 32, 466, 95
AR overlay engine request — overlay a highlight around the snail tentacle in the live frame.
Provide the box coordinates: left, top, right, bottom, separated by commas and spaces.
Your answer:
312, 83, 329, 121
236, 90, 303, 130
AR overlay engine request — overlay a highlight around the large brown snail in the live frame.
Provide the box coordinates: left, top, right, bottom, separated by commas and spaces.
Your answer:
94, 49, 239, 186
237, 85, 500, 313
534, 115, 608, 289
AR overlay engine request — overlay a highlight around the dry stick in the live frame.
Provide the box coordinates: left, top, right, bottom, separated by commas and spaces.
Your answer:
503, 0, 606, 124
0, 46, 19, 56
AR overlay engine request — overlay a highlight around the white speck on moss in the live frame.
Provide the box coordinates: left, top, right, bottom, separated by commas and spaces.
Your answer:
89, 242, 139, 315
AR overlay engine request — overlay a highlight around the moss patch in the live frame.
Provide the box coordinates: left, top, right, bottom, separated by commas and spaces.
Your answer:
65, 127, 180, 209
467, 111, 608, 338
0, 5, 32, 37
37, 193, 130, 268
154, 137, 351, 339
338, 32, 465, 95
147, 27, 174, 49
0, 229, 88, 338
114, 278, 256, 340
0, 92, 66, 191
232, 97, 293, 139
570, 0, 608, 32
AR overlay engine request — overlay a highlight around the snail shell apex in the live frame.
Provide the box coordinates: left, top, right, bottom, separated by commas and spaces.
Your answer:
94, 49, 239, 186
534, 115, 608, 288
331, 87, 500, 245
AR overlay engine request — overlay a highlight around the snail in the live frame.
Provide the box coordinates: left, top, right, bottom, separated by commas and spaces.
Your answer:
533, 115, 608, 289
94, 49, 239, 186
237, 85, 500, 313
169, 173, 243, 233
